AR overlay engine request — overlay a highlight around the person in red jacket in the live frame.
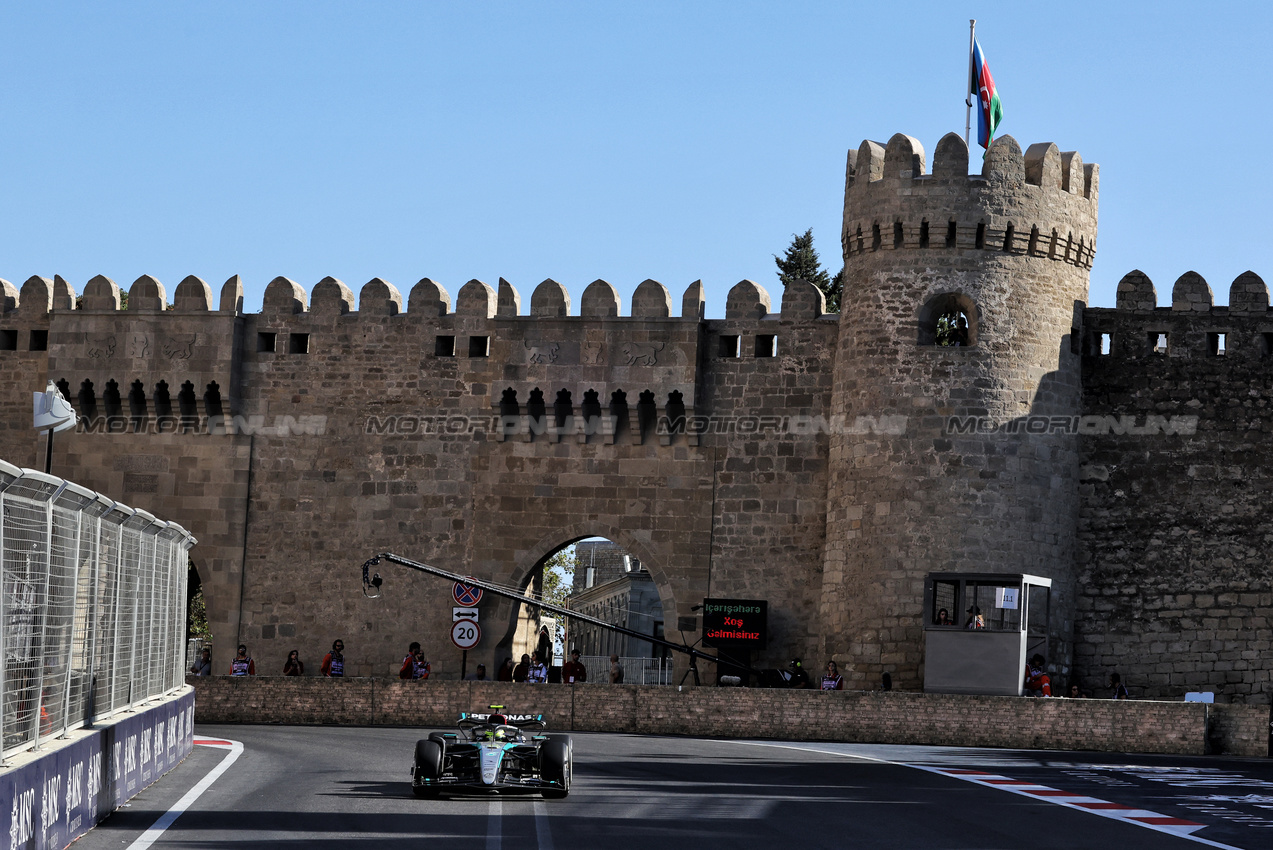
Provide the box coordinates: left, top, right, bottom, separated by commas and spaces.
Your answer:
321, 639, 345, 677
1023, 654, 1051, 697
399, 642, 430, 680
230, 644, 255, 676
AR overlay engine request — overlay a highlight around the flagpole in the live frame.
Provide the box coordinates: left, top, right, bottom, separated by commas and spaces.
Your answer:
965, 19, 976, 149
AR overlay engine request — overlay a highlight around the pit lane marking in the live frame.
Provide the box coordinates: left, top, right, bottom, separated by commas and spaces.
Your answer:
124, 738, 244, 850
727, 741, 1244, 850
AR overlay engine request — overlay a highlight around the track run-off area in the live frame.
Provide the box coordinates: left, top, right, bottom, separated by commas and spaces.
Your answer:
70, 725, 1273, 850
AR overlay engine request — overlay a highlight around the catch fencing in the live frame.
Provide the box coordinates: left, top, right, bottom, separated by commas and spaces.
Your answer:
576, 655, 674, 686
0, 459, 196, 762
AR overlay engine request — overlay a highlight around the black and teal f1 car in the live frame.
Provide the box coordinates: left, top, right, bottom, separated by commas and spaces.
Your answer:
411, 705, 572, 798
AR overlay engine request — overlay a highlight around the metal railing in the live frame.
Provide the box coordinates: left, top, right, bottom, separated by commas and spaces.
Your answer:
574, 655, 674, 686
0, 460, 196, 762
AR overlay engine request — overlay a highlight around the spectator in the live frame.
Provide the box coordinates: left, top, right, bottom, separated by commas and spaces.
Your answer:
609, 654, 625, 684
283, 650, 304, 677
497, 657, 515, 682
513, 653, 530, 683
786, 658, 811, 689
230, 644, 255, 677
1109, 672, 1129, 700
562, 649, 587, 684
1067, 683, 1084, 698
965, 605, 985, 629
321, 639, 346, 677
189, 648, 211, 676
528, 651, 548, 683
820, 660, 844, 691
1023, 654, 1051, 697
399, 642, 430, 680
934, 608, 952, 626
466, 664, 489, 681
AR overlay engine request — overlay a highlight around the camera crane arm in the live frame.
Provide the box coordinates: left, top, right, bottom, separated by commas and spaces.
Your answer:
363, 552, 759, 678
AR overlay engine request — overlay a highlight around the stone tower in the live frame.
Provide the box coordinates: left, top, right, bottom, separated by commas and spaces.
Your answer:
821, 132, 1099, 689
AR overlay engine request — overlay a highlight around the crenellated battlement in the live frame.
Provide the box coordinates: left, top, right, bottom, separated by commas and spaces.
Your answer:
841, 132, 1098, 270
0, 273, 827, 322
1082, 269, 1273, 361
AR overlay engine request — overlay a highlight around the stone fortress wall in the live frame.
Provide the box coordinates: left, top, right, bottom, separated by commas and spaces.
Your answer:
0, 129, 1268, 703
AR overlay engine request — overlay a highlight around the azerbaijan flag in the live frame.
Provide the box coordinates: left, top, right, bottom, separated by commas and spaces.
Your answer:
970, 38, 1003, 149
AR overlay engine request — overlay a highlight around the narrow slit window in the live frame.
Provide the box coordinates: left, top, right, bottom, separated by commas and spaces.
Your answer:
29, 329, 48, 351
945, 221, 957, 248
871, 224, 882, 251
1149, 332, 1167, 354
919, 220, 930, 248
893, 222, 904, 248
468, 335, 489, 358
0, 329, 16, 350
755, 334, 777, 357
1208, 332, 1226, 356
975, 223, 986, 249
1100, 333, 1112, 356
435, 335, 455, 357
257, 332, 277, 353
1003, 223, 1014, 253
1262, 333, 1273, 357
719, 335, 740, 358
288, 333, 309, 354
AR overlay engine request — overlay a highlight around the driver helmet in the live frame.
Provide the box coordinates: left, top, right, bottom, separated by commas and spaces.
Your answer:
490, 713, 508, 726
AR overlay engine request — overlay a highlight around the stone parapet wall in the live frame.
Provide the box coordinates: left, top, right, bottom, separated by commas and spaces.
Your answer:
189, 677, 1269, 758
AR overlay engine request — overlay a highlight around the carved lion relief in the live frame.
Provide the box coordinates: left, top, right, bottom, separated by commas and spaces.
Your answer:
87, 335, 117, 358
524, 340, 560, 364
620, 341, 664, 367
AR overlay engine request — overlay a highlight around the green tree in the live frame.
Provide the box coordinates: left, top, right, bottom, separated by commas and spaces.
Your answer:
187, 586, 211, 641
541, 547, 577, 606
775, 228, 839, 313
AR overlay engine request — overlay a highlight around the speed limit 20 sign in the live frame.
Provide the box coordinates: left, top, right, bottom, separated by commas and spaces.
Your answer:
451, 619, 481, 650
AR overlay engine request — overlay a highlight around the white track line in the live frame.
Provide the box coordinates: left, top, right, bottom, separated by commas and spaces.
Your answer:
728, 741, 1245, 850
487, 797, 502, 850
125, 737, 244, 850
533, 800, 555, 850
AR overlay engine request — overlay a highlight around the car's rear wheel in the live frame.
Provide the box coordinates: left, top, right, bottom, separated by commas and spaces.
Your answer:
539, 736, 571, 799
413, 739, 443, 798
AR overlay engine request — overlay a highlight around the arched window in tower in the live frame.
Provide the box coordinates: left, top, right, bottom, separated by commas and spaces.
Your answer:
918, 292, 978, 347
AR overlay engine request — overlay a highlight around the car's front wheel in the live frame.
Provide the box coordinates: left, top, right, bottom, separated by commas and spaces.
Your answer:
539, 736, 571, 799
413, 739, 443, 798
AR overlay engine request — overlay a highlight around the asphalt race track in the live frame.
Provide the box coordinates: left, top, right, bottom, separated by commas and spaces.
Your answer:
70, 724, 1273, 850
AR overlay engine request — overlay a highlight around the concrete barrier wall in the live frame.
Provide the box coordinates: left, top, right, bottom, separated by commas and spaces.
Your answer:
0, 688, 195, 850
189, 677, 1269, 758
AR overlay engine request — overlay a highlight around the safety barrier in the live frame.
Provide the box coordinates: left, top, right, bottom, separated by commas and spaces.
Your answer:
0, 459, 197, 763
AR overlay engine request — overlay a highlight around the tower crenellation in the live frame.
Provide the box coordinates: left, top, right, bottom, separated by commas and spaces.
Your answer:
842, 133, 1098, 273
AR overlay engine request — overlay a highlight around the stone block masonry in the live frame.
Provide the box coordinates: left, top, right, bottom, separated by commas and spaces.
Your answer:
3, 127, 1273, 706
188, 678, 1269, 758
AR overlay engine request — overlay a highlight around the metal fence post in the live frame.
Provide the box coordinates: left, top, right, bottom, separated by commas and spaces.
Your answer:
60, 508, 83, 735
0, 491, 7, 767
30, 500, 53, 749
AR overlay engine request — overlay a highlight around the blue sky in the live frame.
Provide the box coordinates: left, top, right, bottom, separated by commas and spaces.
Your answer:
1, 2, 1269, 316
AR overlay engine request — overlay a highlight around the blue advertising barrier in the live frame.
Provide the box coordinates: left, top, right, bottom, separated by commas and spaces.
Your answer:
1, 688, 194, 850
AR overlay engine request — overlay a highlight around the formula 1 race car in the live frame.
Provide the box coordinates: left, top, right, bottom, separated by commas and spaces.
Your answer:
411, 705, 572, 798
